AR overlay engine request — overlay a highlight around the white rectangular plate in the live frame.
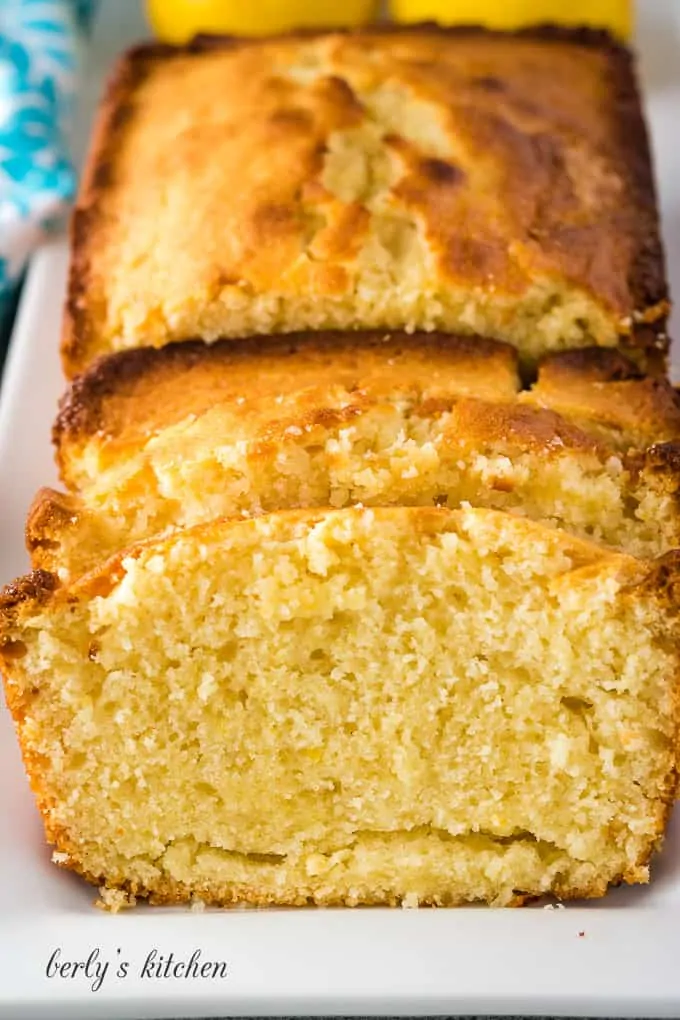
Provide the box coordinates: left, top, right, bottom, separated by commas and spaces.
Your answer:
2, 4, 680, 1017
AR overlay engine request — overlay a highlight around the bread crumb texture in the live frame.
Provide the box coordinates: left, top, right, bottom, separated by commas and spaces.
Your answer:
2, 507, 678, 907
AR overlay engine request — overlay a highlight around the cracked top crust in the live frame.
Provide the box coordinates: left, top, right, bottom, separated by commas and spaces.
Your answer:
53, 334, 680, 487
63, 25, 668, 377
54, 330, 518, 465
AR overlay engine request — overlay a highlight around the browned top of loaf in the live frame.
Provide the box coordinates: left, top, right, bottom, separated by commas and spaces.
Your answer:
54, 332, 680, 489
55, 330, 516, 449
62, 24, 668, 376
527, 347, 680, 442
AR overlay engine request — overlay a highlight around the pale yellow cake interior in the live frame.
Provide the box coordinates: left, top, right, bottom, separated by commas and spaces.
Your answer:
6, 508, 676, 907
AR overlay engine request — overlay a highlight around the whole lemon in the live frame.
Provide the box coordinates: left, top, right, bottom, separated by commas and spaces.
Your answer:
147, 0, 380, 42
390, 0, 633, 40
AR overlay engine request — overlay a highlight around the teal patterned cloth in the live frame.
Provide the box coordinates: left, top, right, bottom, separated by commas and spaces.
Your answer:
0, 0, 94, 338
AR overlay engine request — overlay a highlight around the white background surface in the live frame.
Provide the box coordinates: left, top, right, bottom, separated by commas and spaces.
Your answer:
1, 2, 680, 1017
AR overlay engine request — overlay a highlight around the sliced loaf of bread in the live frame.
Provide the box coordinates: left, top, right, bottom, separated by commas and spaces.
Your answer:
30, 332, 680, 580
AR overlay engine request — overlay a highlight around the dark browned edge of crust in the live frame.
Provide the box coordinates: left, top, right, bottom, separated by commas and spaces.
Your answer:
0, 569, 58, 610
24, 488, 80, 559
537, 347, 680, 429
62, 22, 668, 377
55, 329, 515, 443
0, 571, 60, 639
637, 548, 680, 605
542, 346, 647, 382
545, 354, 680, 498
645, 441, 680, 481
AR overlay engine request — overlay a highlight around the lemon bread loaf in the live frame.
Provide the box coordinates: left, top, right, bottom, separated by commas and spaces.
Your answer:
30, 333, 680, 580
2, 506, 678, 908
63, 26, 668, 377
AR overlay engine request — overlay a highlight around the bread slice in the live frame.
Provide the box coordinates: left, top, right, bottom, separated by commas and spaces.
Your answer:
63, 26, 668, 377
30, 333, 680, 580
2, 506, 678, 908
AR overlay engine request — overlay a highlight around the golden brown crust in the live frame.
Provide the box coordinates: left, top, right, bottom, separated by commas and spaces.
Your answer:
25, 488, 84, 569
54, 337, 680, 480
528, 349, 680, 444
537, 346, 646, 383
444, 399, 604, 456
0, 569, 59, 666
55, 330, 518, 452
63, 25, 668, 376
63, 44, 146, 373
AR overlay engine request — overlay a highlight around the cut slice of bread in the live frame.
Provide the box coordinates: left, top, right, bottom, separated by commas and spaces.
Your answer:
2, 506, 678, 908
29, 333, 680, 580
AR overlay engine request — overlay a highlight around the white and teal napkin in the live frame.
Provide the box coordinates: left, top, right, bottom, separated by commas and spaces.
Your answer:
0, 0, 94, 336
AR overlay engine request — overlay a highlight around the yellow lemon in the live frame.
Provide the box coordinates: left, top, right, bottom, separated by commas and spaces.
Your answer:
390, 0, 633, 40
147, 0, 380, 43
